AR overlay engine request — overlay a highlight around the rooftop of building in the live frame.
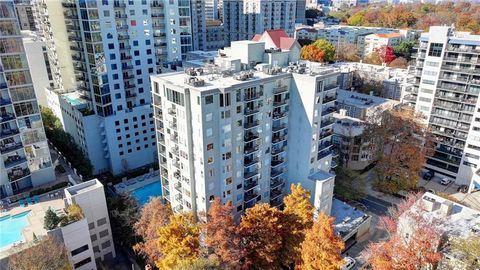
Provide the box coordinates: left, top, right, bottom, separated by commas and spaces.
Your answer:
206, 20, 222, 27
308, 170, 335, 183
369, 32, 402, 38
65, 179, 103, 197
406, 192, 480, 240
62, 92, 89, 108
336, 89, 397, 109
252, 29, 298, 50
333, 112, 364, 137
333, 62, 411, 78
332, 198, 370, 238
419, 26, 480, 45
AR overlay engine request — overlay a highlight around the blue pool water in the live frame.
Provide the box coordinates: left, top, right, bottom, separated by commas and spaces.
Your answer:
0, 211, 31, 248
131, 181, 162, 206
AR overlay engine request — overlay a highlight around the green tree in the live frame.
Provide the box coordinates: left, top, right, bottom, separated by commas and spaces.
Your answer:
394, 40, 416, 60
450, 236, 480, 270
107, 193, 140, 247
44, 208, 60, 230
174, 257, 223, 270
312, 39, 336, 62
333, 166, 366, 201
347, 10, 367, 26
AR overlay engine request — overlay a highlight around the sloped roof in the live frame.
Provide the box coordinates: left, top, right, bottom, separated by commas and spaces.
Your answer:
375, 32, 402, 38
251, 29, 298, 50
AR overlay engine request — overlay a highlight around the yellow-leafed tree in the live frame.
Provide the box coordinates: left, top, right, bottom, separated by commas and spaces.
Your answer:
239, 203, 284, 270
301, 213, 345, 270
281, 184, 314, 267
155, 213, 201, 270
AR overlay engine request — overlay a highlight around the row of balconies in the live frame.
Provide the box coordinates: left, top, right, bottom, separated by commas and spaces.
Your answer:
0, 141, 23, 154
0, 112, 15, 123
244, 91, 263, 101
8, 167, 31, 182
3, 154, 27, 169
0, 128, 19, 139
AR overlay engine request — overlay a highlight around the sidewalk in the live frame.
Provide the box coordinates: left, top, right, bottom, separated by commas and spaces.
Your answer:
358, 169, 403, 205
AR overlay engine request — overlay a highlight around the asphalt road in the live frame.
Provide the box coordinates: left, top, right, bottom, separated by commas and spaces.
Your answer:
356, 195, 393, 216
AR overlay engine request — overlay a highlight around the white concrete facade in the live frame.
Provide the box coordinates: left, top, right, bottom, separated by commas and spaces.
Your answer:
65, 179, 116, 262
404, 26, 480, 192
152, 37, 338, 217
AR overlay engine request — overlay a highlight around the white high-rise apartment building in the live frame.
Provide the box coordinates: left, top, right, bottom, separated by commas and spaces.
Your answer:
151, 31, 338, 217
34, 0, 194, 175
405, 26, 480, 192
0, 0, 55, 198
221, 0, 297, 46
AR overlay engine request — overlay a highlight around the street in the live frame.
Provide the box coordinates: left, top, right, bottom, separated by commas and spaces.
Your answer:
356, 195, 392, 216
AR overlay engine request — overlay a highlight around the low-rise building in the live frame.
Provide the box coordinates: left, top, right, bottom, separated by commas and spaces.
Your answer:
0, 179, 114, 269
398, 192, 480, 270
333, 111, 373, 171
335, 89, 399, 120
335, 62, 415, 101
364, 32, 402, 56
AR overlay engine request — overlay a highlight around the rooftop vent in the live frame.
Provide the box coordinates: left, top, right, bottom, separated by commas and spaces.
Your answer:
185, 76, 205, 87
234, 71, 254, 81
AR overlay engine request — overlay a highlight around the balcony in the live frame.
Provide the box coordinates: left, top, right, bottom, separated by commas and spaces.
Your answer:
151, 1, 163, 7
113, 1, 126, 8
272, 146, 286, 155
319, 130, 333, 140
244, 106, 260, 116
8, 167, 30, 182
244, 191, 259, 203
270, 189, 283, 199
115, 13, 128, 19
322, 106, 336, 116
118, 34, 130, 40
270, 178, 284, 189
69, 45, 83, 52
168, 108, 176, 116
244, 179, 259, 191
272, 134, 287, 144
0, 142, 23, 154
271, 159, 285, 167
317, 149, 332, 160
244, 92, 262, 101
273, 111, 287, 120
0, 113, 15, 123
151, 13, 165, 18
0, 128, 19, 139
4, 155, 27, 168
323, 95, 336, 104
273, 99, 288, 107
175, 193, 183, 203
244, 120, 260, 129
271, 168, 284, 178
244, 144, 259, 155
244, 169, 260, 180
244, 157, 259, 167
174, 182, 182, 192
272, 123, 287, 132
271, 198, 283, 207
244, 131, 259, 142
0, 98, 11, 106
324, 83, 338, 91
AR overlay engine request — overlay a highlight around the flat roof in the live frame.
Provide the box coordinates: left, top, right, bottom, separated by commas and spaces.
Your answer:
332, 198, 370, 237
336, 89, 395, 109
62, 92, 89, 107
308, 170, 334, 182
65, 179, 103, 196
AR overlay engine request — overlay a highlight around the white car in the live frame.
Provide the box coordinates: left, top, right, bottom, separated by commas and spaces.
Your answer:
440, 178, 452, 185
342, 256, 356, 270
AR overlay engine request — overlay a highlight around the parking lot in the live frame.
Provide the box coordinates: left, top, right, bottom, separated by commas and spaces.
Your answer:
417, 175, 460, 194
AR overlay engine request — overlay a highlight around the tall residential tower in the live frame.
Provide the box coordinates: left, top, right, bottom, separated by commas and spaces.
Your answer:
0, 0, 55, 198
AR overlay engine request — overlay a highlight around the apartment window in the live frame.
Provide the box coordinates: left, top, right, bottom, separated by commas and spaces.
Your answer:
109, 53, 116, 60
88, 222, 95, 229
424, 70, 438, 76
97, 217, 107, 226
133, 40, 138, 46
418, 97, 432, 103
90, 234, 97, 242
208, 157, 214, 164
422, 79, 435, 85
465, 153, 480, 160
428, 43, 443, 57
134, 50, 140, 56
463, 161, 477, 168
99, 229, 109, 238
225, 177, 232, 185
205, 95, 213, 104
468, 144, 480, 151
207, 143, 214, 150
71, 245, 89, 256
420, 88, 433, 94
237, 205, 243, 212
425, 62, 438, 68
222, 152, 231, 160
74, 257, 92, 269
101, 240, 111, 249
206, 128, 213, 137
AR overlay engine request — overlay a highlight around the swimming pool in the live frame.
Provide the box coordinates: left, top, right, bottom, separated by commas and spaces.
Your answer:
0, 211, 31, 248
130, 181, 162, 206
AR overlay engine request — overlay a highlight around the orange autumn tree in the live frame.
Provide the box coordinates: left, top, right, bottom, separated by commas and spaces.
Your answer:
363, 106, 432, 193
239, 203, 284, 270
300, 44, 325, 63
281, 184, 314, 268
133, 197, 172, 264
301, 213, 345, 270
155, 213, 201, 269
362, 194, 443, 269
204, 198, 247, 269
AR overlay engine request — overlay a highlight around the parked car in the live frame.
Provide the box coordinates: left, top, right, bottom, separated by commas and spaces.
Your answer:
423, 171, 434, 181
440, 178, 453, 185
427, 189, 436, 194
342, 257, 356, 270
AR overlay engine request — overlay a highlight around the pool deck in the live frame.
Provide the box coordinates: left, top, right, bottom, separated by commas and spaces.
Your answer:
0, 193, 65, 259
114, 170, 160, 194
